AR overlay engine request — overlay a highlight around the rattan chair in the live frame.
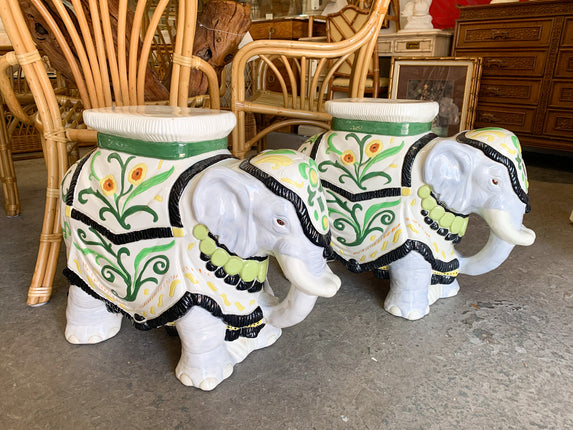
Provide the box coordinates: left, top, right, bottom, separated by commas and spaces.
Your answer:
0, 87, 19, 217
0, 0, 219, 306
325, 4, 389, 99
230, 0, 391, 159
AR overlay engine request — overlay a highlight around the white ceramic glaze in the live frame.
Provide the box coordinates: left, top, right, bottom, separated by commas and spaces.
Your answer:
299, 98, 534, 320
83, 105, 237, 142
61, 105, 340, 390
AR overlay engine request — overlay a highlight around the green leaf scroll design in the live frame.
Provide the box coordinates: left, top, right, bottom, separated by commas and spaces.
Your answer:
327, 190, 400, 248
77, 150, 174, 229
319, 133, 405, 191
74, 227, 175, 302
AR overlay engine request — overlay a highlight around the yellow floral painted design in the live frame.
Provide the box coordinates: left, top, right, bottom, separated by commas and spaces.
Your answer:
365, 140, 383, 158
309, 169, 319, 187
128, 163, 147, 185
100, 175, 117, 196
341, 150, 356, 165
253, 154, 294, 169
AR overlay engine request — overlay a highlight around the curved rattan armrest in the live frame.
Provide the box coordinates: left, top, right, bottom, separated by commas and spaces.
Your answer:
0, 51, 34, 125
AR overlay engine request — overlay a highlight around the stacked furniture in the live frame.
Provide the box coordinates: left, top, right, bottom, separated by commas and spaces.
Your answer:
452, 0, 573, 152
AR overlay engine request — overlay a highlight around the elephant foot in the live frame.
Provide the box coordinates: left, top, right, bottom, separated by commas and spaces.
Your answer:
428, 280, 460, 305
384, 283, 430, 320
385, 253, 432, 320
226, 324, 282, 364
384, 299, 430, 321
65, 285, 122, 344
175, 307, 241, 390
175, 345, 235, 391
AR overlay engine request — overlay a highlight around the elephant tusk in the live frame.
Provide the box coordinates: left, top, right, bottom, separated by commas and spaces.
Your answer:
481, 208, 536, 247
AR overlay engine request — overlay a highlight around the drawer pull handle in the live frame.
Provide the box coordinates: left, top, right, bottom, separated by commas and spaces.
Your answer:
480, 113, 497, 123
486, 59, 506, 68
268, 27, 276, 39
406, 41, 420, 50
491, 30, 510, 40
484, 87, 501, 96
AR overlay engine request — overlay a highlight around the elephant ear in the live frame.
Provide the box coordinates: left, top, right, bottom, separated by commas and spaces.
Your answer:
192, 166, 259, 258
423, 139, 476, 213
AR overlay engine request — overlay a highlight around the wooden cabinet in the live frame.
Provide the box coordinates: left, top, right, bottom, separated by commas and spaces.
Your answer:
249, 17, 325, 40
377, 29, 453, 57
452, 0, 573, 152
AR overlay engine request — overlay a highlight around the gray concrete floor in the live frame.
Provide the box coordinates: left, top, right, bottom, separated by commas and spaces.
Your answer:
1, 143, 572, 429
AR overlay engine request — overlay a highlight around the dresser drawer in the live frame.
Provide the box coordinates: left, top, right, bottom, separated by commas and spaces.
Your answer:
456, 19, 553, 49
474, 105, 536, 133
478, 78, 542, 105
563, 18, 573, 46
393, 38, 436, 55
555, 50, 573, 78
250, 21, 293, 40
458, 50, 547, 77
550, 81, 573, 108
544, 110, 573, 139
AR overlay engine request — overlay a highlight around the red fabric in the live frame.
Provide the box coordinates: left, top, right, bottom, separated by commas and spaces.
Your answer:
429, 0, 528, 30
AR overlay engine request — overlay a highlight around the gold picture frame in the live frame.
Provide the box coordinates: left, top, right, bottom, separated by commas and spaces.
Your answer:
389, 57, 482, 137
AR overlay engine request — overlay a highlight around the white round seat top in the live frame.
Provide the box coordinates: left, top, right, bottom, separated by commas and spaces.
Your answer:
325, 98, 439, 124
83, 105, 237, 143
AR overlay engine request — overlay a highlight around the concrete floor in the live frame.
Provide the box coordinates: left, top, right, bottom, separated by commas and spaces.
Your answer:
1, 145, 572, 429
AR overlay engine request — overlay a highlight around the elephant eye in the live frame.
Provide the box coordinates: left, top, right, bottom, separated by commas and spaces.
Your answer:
276, 218, 286, 226
491, 178, 499, 185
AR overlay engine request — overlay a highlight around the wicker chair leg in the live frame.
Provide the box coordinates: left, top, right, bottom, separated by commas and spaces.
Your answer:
0, 105, 20, 217
26, 186, 62, 306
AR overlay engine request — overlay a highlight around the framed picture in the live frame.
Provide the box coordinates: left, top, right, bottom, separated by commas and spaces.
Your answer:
388, 57, 482, 137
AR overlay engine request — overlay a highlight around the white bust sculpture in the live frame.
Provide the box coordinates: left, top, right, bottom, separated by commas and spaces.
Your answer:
401, 0, 434, 31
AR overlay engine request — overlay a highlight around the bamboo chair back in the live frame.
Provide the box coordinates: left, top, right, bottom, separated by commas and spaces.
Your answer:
0, 0, 219, 306
325, 5, 383, 98
230, 0, 391, 159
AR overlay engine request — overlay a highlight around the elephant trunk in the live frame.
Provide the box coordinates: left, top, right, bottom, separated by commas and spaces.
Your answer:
459, 208, 535, 276
263, 254, 341, 328
458, 232, 515, 276
264, 287, 318, 328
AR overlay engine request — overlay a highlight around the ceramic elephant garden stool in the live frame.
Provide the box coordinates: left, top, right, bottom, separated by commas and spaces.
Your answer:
60, 105, 340, 390
299, 99, 535, 320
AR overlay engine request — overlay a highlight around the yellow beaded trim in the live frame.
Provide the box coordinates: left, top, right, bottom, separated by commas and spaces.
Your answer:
226, 320, 264, 331
417, 185, 468, 236
192, 224, 268, 282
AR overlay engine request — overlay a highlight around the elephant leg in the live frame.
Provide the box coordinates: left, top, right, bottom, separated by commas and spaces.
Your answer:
385, 252, 432, 320
428, 279, 460, 306
65, 284, 123, 344
225, 323, 282, 364
225, 280, 282, 363
174, 307, 236, 391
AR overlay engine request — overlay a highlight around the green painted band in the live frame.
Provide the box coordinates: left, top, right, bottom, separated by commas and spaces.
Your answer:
331, 118, 432, 136
97, 133, 228, 160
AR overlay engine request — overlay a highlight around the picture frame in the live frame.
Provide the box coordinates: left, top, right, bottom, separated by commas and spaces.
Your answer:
388, 57, 482, 137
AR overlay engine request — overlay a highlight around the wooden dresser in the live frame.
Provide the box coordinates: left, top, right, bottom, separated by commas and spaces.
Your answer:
452, 0, 573, 152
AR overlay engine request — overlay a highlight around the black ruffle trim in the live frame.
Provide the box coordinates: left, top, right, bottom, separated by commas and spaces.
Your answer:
308, 132, 326, 160
63, 268, 265, 341
168, 153, 236, 228
70, 209, 173, 245
456, 132, 530, 213
401, 133, 438, 187
334, 239, 459, 275
239, 158, 331, 250
320, 179, 401, 202
65, 150, 94, 206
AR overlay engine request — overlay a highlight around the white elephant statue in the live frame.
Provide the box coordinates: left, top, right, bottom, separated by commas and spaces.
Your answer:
60, 105, 340, 390
298, 99, 535, 320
